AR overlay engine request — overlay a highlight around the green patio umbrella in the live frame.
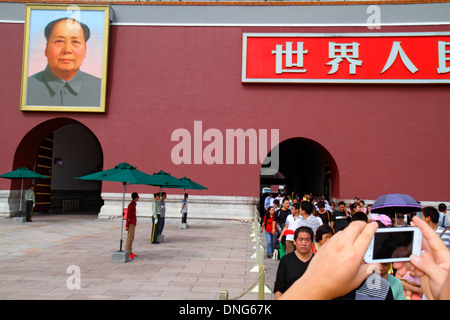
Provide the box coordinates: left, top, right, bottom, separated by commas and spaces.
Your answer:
134, 174, 206, 226
0, 167, 49, 213
133, 170, 190, 191
76, 162, 152, 252
164, 177, 207, 192
76, 162, 150, 184
176, 177, 207, 191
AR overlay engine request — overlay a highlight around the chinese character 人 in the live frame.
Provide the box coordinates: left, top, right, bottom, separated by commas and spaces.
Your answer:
381, 41, 418, 74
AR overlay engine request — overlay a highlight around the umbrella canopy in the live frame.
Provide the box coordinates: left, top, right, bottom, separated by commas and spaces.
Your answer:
164, 177, 207, 191
0, 167, 49, 180
133, 170, 190, 189
0, 167, 49, 213
371, 193, 422, 215
76, 162, 153, 252
75, 162, 149, 184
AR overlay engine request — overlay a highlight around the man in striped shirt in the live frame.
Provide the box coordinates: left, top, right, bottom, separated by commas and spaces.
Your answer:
420, 206, 450, 250
298, 200, 322, 235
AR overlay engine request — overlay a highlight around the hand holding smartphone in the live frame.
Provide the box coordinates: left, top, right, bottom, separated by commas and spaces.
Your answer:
364, 227, 422, 263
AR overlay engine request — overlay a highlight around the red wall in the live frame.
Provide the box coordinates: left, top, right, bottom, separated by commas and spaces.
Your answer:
1, 22, 450, 201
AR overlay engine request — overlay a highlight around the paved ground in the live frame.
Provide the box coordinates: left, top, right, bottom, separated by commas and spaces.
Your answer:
0, 212, 278, 300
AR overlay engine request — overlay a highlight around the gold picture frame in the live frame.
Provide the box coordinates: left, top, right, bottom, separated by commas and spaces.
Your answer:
20, 4, 110, 112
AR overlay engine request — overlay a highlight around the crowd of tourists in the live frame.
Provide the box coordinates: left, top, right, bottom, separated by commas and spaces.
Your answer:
261, 192, 450, 300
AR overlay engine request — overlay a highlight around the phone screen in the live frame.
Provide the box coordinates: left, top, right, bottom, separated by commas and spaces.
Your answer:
373, 230, 414, 260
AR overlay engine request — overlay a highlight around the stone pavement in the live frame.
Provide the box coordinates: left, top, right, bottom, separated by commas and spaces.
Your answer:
0, 212, 278, 300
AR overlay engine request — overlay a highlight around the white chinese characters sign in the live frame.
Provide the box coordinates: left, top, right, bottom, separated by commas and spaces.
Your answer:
242, 33, 450, 84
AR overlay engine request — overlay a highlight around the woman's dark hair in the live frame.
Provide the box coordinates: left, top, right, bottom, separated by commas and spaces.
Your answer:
351, 211, 368, 223
315, 224, 333, 242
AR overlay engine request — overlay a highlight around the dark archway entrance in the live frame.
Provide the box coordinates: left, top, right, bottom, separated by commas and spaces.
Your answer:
12, 118, 103, 214
260, 137, 339, 206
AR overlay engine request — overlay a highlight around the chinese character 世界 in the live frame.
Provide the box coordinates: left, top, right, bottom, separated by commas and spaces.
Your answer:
437, 41, 450, 74
381, 41, 418, 74
272, 42, 308, 74
326, 42, 363, 75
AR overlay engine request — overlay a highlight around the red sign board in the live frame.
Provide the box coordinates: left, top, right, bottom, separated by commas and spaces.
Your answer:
242, 33, 450, 83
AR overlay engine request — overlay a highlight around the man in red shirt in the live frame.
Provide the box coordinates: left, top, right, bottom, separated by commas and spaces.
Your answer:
125, 192, 139, 259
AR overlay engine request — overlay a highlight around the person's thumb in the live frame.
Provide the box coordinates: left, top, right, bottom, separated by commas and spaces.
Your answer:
411, 254, 449, 300
411, 254, 431, 272
411, 254, 444, 279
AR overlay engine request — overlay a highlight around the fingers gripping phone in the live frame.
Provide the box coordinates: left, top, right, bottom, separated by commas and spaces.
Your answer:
364, 227, 422, 263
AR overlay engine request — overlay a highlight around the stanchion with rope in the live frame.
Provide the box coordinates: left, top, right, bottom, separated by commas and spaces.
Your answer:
219, 209, 272, 300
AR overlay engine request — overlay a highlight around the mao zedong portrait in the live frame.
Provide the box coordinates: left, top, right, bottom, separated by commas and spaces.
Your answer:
26, 18, 101, 107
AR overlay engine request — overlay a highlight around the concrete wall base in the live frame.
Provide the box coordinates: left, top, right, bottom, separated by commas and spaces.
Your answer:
98, 193, 259, 222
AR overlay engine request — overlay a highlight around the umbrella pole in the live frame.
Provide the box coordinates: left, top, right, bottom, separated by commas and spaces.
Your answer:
19, 179, 24, 214
394, 210, 397, 227
119, 182, 126, 252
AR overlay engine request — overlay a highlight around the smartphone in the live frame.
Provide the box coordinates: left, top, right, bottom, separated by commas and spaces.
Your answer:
364, 227, 422, 263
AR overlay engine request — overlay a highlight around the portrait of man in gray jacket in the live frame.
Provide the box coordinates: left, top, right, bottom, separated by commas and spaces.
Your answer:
26, 17, 101, 107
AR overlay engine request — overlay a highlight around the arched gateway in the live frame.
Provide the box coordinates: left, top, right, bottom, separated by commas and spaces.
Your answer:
11, 118, 103, 215
260, 137, 340, 202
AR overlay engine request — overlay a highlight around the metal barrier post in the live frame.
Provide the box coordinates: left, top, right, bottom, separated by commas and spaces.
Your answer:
258, 264, 265, 300
219, 290, 229, 300
219, 209, 272, 300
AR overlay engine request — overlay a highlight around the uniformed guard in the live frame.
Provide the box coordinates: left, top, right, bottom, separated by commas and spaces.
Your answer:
24, 184, 35, 222
151, 193, 161, 244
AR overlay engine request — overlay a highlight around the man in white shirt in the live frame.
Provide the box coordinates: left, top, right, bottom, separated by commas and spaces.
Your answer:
278, 203, 302, 254
275, 193, 283, 206
181, 193, 189, 227
24, 184, 35, 222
